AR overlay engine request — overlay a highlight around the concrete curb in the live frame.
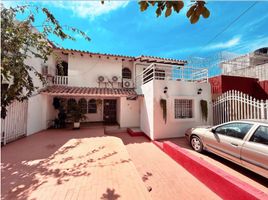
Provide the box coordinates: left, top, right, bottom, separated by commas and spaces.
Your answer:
153, 140, 268, 200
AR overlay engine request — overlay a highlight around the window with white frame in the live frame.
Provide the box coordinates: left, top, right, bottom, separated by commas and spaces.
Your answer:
174, 99, 193, 119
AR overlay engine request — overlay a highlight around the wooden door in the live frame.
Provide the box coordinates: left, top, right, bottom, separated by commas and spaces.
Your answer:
103, 100, 117, 124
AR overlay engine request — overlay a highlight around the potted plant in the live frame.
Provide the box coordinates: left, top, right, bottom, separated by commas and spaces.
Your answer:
68, 103, 87, 129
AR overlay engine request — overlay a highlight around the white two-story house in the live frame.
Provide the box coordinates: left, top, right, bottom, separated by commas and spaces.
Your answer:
26, 46, 211, 140
2, 45, 212, 143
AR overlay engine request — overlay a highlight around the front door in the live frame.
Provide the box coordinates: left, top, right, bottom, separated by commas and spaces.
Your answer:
103, 99, 117, 124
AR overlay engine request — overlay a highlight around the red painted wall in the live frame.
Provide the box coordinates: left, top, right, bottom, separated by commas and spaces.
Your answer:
209, 75, 268, 100
258, 80, 268, 94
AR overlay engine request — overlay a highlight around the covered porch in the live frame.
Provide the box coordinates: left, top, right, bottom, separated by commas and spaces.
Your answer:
41, 86, 140, 129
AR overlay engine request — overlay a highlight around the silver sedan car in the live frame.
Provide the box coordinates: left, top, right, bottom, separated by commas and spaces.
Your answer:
185, 120, 268, 179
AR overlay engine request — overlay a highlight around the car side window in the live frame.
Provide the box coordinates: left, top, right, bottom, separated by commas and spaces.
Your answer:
249, 126, 268, 145
215, 123, 253, 139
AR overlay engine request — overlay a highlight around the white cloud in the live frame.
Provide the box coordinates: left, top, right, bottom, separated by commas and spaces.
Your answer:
42, 1, 129, 20
205, 36, 241, 50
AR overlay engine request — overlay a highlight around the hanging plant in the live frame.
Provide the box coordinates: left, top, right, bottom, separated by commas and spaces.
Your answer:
96, 99, 103, 110
200, 99, 208, 121
160, 98, 167, 124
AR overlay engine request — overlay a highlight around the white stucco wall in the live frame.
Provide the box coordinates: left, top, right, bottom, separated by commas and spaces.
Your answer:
118, 97, 140, 128
68, 54, 125, 87
27, 94, 48, 135
140, 81, 154, 139
141, 80, 212, 140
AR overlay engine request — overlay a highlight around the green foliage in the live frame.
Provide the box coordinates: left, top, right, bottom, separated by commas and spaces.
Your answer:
68, 103, 87, 123
200, 99, 208, 121
138, 1, 210, 24
1, 5, 90, 119
160, 98, 167, 124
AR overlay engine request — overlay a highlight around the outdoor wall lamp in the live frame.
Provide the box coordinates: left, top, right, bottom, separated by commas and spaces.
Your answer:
164, 87, 168, 94
197, 88, 202, 95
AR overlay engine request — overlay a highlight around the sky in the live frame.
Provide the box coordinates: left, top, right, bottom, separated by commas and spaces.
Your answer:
3, 1, 268, 64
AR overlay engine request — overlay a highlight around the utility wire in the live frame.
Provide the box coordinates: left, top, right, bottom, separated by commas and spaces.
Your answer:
202, 1, 258, 49
188, 1, 258, 59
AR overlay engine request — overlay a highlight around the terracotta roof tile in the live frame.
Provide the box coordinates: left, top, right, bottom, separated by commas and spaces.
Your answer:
54, 47, 187, 65
41, 86, 137, 97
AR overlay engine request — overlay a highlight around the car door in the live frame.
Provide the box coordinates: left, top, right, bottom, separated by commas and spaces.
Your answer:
203, 122, 253, 163
240, 125, 268, 178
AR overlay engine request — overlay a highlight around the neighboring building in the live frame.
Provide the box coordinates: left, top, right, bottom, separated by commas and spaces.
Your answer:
21, 46, 211, 140
220, 47, 268, 81
209, 47, 268, 100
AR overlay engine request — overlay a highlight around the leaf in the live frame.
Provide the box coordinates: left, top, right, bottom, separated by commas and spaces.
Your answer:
196, 5, 204, 16
190, 13, 200, 24
186, 5, 195, 18
165, 7, 172, 17
139, 1, 149, 12
172, 1, 184, 13
156, 7, 162, 17
201, 7, 210, 18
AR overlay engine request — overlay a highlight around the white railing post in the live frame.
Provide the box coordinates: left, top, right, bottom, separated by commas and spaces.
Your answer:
260, 100, 265, 119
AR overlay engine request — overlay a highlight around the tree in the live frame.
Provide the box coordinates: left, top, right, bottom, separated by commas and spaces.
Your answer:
138, 1, 210, 24
1, 5, 90, 118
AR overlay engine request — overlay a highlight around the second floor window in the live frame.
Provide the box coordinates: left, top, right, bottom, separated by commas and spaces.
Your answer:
56, 61, 68, 76
122, 68, 131, 79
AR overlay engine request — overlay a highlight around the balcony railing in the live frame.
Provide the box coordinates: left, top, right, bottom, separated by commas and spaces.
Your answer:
52, 75, 68, 85
136, 63, 208, 86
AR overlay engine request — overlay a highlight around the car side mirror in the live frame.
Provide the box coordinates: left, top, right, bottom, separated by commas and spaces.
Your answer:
211, 128, 216, 134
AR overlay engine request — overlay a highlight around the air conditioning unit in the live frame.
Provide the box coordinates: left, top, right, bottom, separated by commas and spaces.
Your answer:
98, 75, 105, 82
111, 76, 119, 82
122, 79, 133, 88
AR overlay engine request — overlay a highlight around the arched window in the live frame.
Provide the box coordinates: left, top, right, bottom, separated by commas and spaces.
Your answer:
122, 68, 131, 79
56, 61, 68, 76
88, 99, 97, 113
67, 98, 77, 113
78, 98, 87, 114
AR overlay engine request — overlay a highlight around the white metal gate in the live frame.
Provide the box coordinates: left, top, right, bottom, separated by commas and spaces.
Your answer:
1, 100, 28, 144
213, 90, 268, 125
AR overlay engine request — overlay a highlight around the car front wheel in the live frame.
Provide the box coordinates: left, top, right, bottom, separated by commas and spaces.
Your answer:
191, 136, 203, 153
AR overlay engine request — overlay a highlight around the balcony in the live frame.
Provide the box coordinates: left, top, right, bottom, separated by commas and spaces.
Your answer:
52, 75, 68, 85
136, 63, 208, 86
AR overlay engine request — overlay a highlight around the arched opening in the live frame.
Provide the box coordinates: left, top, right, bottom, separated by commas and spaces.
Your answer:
78, 98, 87, 114
67, 98, 77, 113
88, 99, 97, 113
56, 61, 68, 76
122, 68, 131, 79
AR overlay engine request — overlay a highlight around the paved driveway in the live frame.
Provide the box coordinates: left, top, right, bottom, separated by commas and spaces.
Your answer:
2, 127, 223, 200
106, 132, 220, 200
1, 128, 150, 200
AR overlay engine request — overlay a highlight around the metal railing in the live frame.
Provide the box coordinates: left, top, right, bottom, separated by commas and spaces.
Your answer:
52, 75, 68, 85
136, 63, 208, 86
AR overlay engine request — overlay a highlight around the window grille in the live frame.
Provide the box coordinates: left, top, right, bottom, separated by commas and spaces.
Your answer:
122, 68, 131, 79
174, 99, 193, 119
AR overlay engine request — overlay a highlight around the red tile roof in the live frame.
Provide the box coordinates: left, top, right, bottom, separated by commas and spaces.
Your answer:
54, 47, 187, 65
41, 86, 137, 97
137, 55, 186, 65
55, 47, 135, 60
